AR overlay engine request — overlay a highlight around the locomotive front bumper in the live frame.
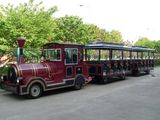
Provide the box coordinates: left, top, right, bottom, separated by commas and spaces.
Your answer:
0, 82, 18, 94
0, 74, 26, 95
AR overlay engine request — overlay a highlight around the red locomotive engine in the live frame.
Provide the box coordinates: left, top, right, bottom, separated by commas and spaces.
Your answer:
0, 40, 91, 98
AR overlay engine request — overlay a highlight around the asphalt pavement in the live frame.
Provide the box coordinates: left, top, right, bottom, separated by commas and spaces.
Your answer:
0, 67, 160, 120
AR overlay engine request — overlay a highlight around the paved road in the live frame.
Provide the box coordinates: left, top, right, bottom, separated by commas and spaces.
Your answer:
0, 67, 160, 120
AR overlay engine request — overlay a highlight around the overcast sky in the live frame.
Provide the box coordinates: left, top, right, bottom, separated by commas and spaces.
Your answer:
1, 0, 160, 42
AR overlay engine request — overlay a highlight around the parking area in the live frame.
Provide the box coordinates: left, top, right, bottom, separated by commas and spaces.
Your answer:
0, 67, 160, 120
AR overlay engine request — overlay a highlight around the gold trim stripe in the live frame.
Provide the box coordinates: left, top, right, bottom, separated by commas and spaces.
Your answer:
16, 64, 22, 76
31, 64, 36, 76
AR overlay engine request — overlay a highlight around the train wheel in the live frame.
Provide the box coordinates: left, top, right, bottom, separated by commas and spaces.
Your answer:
132, 70, 140, 76
28, 84, 42, 99
74, 76, 85, 90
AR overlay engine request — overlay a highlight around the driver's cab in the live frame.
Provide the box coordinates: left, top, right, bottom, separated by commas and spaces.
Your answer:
42, 42, 88, 85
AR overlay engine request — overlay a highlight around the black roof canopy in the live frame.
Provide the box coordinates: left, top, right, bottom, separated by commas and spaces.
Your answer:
43, 42, 83, 48
85, 42, 124, 50
132, 46, 154, 52
85, 41, 154, 52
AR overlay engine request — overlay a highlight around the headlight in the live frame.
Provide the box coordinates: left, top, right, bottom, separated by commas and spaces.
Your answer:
0, 74, 7, 82
17, 79, 19, 83
16, 77, 23, 85
1, 75, 3, 81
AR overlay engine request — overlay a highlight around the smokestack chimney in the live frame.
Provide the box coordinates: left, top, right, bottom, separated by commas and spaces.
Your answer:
17, 37, 26, 64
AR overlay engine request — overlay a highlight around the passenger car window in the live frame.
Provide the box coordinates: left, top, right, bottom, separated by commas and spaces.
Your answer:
86, 49, 99, 61
112, 50, 122, 60
100, 50, 109, 60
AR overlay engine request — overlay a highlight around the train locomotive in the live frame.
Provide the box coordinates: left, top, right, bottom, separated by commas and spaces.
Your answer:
0, 40, 91, 98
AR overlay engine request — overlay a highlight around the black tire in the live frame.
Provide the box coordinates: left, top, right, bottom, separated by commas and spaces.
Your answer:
132, 70, 140, 76
74, 76, 85, 90
28, 84, 42, 99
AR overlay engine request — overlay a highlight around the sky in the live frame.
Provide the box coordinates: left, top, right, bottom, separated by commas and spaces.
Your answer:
1, 0, 160, 43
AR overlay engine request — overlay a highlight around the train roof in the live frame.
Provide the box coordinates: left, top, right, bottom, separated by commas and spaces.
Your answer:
43, 42, 154, 52
131, 46, 154, 52
85, 41, 154, 51
85, 42, 124, 50
43, 42, 83, 48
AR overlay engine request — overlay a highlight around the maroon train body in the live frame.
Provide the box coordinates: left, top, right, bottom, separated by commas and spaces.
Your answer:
0, 42, 91, 98
84, 42, 154, 84
0, 41, 154, 98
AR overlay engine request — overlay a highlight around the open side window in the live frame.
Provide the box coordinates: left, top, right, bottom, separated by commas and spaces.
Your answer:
112, 50, 122, 60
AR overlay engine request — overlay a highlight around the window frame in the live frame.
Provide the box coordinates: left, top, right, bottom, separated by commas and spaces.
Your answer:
85, 49, 100, 61
65, 48, 78, 65
123, 50, 130, 60
43, 48, 62, 61
111, 49, 122, 60
132, 51, 138, 59
100, 49, 110, 61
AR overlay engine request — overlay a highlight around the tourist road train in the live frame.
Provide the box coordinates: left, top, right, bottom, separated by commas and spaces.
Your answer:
0, 39, 154, 98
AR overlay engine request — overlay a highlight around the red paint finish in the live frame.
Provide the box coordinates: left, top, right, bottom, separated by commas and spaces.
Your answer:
1, 43, 91, 96
17, 37, 25, 48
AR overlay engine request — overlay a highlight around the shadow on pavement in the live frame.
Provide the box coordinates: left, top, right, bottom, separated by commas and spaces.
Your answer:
0, 87, 75, 100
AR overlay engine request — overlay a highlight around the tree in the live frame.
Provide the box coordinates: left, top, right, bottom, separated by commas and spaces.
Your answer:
0, 0, 124, 49
53, 15, 92, 44
134, 37, 154, 48
0, 0, 57, 48
85, 24, 105, 41
82, 24, 123, 43
153, 40, 160, 53
109, 30, 123, 43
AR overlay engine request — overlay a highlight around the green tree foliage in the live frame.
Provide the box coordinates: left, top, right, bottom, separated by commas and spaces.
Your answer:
153, 40, 160, 53
80, 24, 123, 43
0, 0, 57, 48
134, 37, 160, 54
85, 24, 106, 41
53, 15, 92, 44
53, 16, 124, 44
134, 37, 155, 48
0, 0, 124, 51
109, 30, 123, 43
